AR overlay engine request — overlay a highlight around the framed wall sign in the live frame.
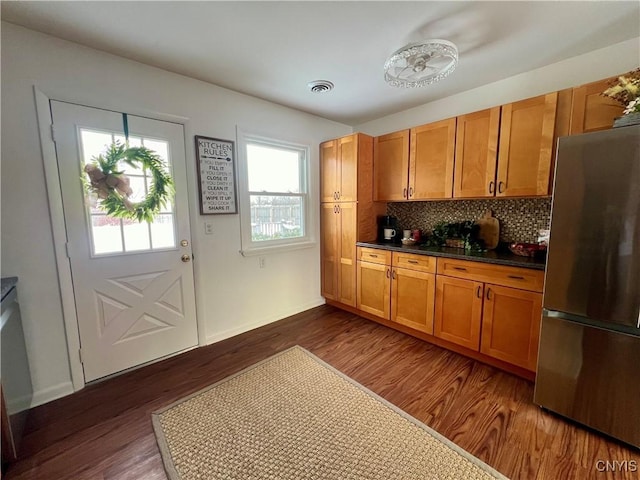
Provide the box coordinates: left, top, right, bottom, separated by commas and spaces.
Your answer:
195, 135, 238, 214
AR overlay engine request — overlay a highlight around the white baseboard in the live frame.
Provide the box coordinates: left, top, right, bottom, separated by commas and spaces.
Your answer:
30, 381, 75, 408
206, 298, 326, 345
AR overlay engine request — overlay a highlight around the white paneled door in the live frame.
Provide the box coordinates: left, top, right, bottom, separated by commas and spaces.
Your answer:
51, 101, 198, 382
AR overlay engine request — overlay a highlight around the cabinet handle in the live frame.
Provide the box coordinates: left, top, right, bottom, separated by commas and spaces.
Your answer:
498, 181, 505, 194
333, 192, 337, 200
453, 266, 467, 271
369, 254, 378, 258
409, 187, 414, 198
336, 205, 341, 214
408, 260, 419, 264
392, 270, 396, 280
507, 275, 525, 280
337, 190, 341, 199
489, 181, 495, 194
403, 187, 408, 199
386, 269, 390, 279
486, 288, 493, 300
476, 286, 482, 298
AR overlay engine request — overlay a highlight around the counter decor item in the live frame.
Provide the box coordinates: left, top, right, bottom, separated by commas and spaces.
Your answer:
401, 237, 416, 246
509, 242, 547, 258
602, 68, 640, 128
476, 210, 500, 250
424, 220, 484, 251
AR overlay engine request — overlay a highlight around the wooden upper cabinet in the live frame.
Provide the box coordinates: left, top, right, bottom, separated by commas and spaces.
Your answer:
410, 118, 456, 200
570, 76, 625, 135
373, 130, 410, 201
496, 93, 558, 197
320, 140, 338, 203
337, 135, 358, 202
320, 134, 363, 203
453, 107, 500, 198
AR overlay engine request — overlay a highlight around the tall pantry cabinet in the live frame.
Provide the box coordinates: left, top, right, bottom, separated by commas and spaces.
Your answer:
320, 133, 383, 307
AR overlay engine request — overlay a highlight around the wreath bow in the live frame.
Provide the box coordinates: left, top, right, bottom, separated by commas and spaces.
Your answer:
84, 142, 174, 222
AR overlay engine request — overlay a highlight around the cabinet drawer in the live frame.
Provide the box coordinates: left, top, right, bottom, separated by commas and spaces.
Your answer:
437, 258, 544, 292
357, 247, 391, 265
392, 252, 436, 273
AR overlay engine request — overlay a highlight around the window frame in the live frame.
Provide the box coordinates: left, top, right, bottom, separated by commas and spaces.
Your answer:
237, 130, 315, 256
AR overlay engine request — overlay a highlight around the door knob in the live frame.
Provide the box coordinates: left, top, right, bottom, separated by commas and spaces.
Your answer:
181, 254, 191, 263
180, 239, 189, 247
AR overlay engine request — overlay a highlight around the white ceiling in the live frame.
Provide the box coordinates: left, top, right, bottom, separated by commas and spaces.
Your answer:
2, 1, 639, 126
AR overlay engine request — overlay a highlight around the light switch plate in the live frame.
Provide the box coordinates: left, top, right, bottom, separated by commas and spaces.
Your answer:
204, 222, 214, 235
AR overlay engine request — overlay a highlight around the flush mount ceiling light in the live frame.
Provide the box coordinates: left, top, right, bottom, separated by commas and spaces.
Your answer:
308, 80, 334, 93
384, 39, 458, 88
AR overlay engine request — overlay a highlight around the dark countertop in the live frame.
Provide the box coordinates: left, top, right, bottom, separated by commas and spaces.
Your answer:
356, 241, 546, 270
1, 277, 18, 302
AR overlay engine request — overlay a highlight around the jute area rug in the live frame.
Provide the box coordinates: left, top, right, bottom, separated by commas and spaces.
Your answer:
152, 346, 508, 480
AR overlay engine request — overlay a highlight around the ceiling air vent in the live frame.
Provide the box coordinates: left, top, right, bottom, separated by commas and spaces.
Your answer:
308, 80, 334, 93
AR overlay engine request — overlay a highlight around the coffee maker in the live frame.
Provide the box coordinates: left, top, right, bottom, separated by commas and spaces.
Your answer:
377, 215, 398, 243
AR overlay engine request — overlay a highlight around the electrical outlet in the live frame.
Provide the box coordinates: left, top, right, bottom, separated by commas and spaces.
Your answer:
259, 257, 266, 268
204, 222, 214, 235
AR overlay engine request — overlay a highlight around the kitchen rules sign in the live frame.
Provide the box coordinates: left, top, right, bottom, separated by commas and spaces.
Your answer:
195, 136, 238, 214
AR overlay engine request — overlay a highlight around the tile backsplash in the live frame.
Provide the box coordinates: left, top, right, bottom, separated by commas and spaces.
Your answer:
388, 197, 552, 243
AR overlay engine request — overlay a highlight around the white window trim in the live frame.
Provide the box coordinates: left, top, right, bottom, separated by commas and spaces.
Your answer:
236, 128, 315, 256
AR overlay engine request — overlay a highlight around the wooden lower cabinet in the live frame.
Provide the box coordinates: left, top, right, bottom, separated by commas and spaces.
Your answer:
357, 248, 436, 334
434, 276, 484, 350
356, 260, 390, 318
321, 203, 356, 307
391, 267, 435, 335
435, 265, 543, 372
480, 284, 542, 371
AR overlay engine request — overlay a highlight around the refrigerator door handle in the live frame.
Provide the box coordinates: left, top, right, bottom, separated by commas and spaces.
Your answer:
637, 309, 640, 329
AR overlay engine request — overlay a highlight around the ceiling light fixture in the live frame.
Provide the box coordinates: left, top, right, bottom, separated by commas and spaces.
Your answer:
308, 80, 334, 93
384, 39, 458, 88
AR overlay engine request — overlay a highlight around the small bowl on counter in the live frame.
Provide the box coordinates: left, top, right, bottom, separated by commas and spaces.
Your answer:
401, 238, 417, 246
508, 242, 547, 258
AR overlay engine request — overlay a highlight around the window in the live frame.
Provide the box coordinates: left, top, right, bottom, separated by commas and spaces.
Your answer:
79, 129, 176, 256
238, 132, 313, 255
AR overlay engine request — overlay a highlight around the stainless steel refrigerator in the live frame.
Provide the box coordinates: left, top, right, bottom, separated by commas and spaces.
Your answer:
534, 124, 640, 448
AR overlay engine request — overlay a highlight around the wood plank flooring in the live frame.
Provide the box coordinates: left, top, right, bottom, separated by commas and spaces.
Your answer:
4, 305, 639, 480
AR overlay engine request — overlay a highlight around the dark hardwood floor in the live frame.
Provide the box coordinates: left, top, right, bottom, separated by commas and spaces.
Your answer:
5, 305, 639, 480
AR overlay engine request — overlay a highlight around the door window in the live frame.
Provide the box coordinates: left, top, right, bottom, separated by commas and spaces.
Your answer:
79, 129, 176, 256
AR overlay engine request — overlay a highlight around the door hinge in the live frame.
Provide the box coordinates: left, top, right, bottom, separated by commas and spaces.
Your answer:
65, 242, 71, 258
79, 348, 84, 364
50, 124, 57, 143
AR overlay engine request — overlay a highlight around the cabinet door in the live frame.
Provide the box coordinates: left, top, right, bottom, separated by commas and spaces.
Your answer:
480, 284, 542, 371
570, 77, 625, 134
337, 203, 357, 307
320, 140, 338, 203
320, 204, 339, 301
357, 261, 391, 319
374, 130, 410, 201
497, 93, 558, 197
337, 135, 358, 202
454, 107, 500, 198
410, 118, 456, 200
434, 276, 483, 350
391, 268, 435, 334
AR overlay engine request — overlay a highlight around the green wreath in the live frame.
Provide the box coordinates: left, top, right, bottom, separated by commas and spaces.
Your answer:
84, 142, 174, 222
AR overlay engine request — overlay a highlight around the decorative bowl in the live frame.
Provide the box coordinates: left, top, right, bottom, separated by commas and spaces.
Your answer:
509, 242, 547, 258
401, 238, 417, 246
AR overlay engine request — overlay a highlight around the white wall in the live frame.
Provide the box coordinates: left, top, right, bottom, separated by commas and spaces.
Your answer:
355, 37, 640, 136
0, 22, 352, 406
